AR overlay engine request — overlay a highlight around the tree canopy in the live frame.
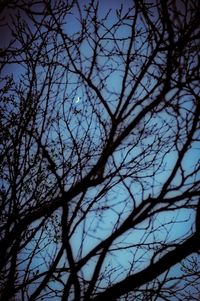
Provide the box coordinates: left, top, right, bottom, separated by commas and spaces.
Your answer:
0, 0, 200, 300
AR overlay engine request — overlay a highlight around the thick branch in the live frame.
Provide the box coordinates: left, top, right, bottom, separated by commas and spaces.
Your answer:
92, 234, 200, 301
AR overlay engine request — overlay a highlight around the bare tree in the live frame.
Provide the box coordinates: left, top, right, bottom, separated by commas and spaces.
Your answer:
0, 0, 200, 300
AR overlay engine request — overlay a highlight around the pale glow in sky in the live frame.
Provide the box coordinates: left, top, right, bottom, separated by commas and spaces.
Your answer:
75, 96, 80, 103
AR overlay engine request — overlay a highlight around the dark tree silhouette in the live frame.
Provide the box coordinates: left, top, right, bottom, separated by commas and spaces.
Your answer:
0, 1, 200, 300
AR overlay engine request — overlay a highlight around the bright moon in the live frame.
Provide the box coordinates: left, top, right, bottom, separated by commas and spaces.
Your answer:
75, 96, 80, 103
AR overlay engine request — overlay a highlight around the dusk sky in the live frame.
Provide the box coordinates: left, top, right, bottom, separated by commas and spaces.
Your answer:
0, 1, 200, 301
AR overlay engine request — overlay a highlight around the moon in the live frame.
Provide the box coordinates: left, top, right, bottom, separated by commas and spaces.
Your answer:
75, 96, 80, 103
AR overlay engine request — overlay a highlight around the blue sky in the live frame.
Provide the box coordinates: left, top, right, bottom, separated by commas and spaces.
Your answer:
1, 1, 200, 300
